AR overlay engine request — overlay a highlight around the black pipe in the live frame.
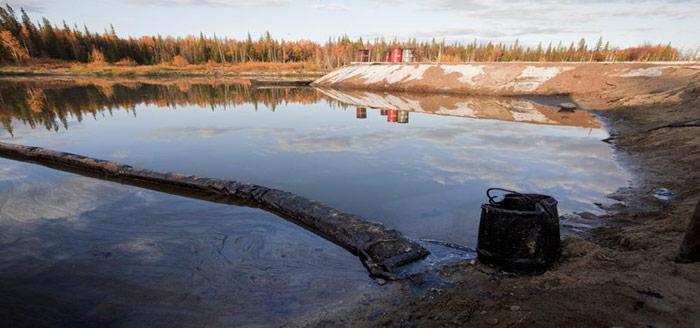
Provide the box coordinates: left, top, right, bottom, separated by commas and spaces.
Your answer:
0, 141, 429, 279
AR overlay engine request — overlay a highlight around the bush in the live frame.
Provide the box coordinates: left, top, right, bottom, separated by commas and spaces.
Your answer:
171, 55, 189, 67
114, 57, 137, 66
88, 48, 106, 66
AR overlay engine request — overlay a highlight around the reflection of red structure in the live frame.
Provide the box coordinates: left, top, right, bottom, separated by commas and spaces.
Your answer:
380, 109, 388, 116
387, 109, 398, 122
390, 48, 403, 63
356, 107, 367, 119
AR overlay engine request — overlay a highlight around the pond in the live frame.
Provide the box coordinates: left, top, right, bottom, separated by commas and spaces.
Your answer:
0, 78, 629, 326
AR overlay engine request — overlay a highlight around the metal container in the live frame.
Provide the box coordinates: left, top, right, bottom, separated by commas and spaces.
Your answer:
387, 110, 398, 122
355, 49, 370, 62
390, 48, 403, 63
397, 110, 409, 124
356, 107, 367, 119
477, 188, 561, 273
401, 49, 414, 63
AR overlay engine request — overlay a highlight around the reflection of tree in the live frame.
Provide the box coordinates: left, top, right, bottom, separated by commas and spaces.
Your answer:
0, 80, 339, 134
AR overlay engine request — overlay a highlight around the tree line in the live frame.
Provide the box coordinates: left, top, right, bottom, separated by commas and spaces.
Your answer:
0, 5, 689, 68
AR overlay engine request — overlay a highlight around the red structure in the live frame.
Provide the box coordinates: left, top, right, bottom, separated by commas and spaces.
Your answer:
382, 51, 390, 62
390, 48, 403, 63
355, 49, 370, 62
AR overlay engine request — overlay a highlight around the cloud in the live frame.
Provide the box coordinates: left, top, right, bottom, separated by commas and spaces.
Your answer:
412, 26, 598, 39
126, 0, 288, 7
405, 0, 700, 44
424, 0, 700, 19
312, 2, 350, 11
4, 0, 46, 13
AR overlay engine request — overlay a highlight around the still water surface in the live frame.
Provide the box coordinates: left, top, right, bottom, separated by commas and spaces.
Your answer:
0, 79, 629, 326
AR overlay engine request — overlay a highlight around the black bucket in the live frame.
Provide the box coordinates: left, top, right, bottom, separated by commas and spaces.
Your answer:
477, 188, 561, 273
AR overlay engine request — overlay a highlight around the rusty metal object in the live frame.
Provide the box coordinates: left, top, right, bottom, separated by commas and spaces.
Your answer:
0, 141, 429, 278
677, 198, 700, 263
477, 188, 561, 273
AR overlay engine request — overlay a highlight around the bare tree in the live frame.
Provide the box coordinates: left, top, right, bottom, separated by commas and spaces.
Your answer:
677, 198, 700, 263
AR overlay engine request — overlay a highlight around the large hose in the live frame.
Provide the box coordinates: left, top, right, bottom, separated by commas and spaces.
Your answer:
0, 141, 429, 279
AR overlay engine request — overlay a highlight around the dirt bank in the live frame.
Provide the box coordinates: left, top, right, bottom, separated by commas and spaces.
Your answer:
313, 62, 699, 96
289, 67, 700, 327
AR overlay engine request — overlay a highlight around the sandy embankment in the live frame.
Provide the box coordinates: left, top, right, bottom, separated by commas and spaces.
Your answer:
295, 63, 700, 327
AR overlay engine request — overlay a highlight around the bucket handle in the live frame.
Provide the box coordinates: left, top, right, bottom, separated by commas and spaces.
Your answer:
486, 188, 555, 219
487, 188, 530, 204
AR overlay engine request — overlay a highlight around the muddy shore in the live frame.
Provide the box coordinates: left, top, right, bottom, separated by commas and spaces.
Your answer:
287, 70, 700, 327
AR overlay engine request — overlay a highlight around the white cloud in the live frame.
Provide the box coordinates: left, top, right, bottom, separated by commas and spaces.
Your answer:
4, 0, 46, 13
412, 26, 599, 39
424, 0, 700, 20
312, 2, 350, 11
126, 0, 288, 7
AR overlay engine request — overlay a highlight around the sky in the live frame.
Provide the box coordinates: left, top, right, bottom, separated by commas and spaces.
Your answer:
5, 0, 700, 51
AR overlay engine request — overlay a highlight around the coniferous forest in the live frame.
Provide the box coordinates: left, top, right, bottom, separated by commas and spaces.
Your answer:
0, 5, 690, 68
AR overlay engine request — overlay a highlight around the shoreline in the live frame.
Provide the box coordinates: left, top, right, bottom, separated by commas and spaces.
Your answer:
288, 65, 700, 327
0, 63, 328, 78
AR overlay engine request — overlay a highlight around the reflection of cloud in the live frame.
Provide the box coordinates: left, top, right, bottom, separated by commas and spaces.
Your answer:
127, 0, 288, 7
148, 126, 293, 141
274, 116, 627, 213
0, 164, 27, 182
149, 112, 628, 216
111, 151, 129, 159
115, 239, 163, 262
415, 123, 629, 209
276, 131, 391, 154
0, 176, 127, 224
275, 124, 486, 154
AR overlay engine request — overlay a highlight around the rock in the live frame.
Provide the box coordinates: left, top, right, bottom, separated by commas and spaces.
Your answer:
510, 305, 521, 311
376, 278, 387, 285
487, 318, 499, 325
559, 102, 577, 112
652, 188, 675, 201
